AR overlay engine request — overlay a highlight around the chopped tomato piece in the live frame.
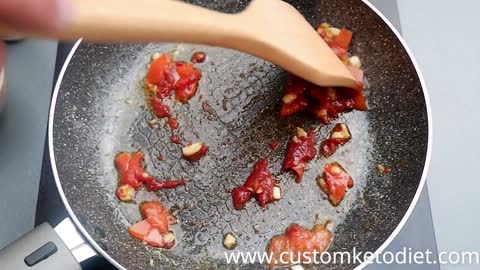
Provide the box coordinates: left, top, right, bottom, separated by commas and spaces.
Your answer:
170, 135, 181, 144
175, 62, 202, 89
128, 220, 167, 248
141, 201, 177, 225
144, 54, 203, 125
176, 83, 199, 103
174, 62, 202, 102
128, 201, 177, 249
279, 76, 309, 116
268, 223, 333, 268
317, 162, 354, 206
138, 173, 186, 192
115, 152, 144, 190
325, 28, 352, 59
333, 29, 353, 50
163, 63, 180, 87
191, 52, 207, 63
320, 123, 352, 157
231, 186, 252, 210
114, 152, 186, 200
147, 54, 173, 84
140, 202, 170, 233
280, 95, 309, 117
167, 118, 179, 129
150, 98, 171, 118
282, 128, 316, 183
231, 159, 278, 209
280, 24, 366, 123
143, 228, 165, 248
128, 219, 153, 241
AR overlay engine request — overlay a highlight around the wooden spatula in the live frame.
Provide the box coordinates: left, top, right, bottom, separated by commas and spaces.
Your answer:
0, 0, 359, 89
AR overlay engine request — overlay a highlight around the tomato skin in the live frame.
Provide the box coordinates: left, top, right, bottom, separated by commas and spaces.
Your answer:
128, 201, 177, 247
283, 131, 317, 183
170, 135, 181, 144
143, 228, 165, 248
140, 201, 177, 225
115, 152, 144, 190
231, 159, 277, 209
280, 96, 309, 117
175, 83, 199, 103
175, 62, 202, 89
151, 98, 171, 118
267, 223, 333, 268
147, 214, 169, 234
128, 219, 153, 240
167, 118, 179, 129
147, 54, 173, 84
174, 62, 202, 102
115, 152, 186, 200
320, 124, 352, 157
191, 52, 207, 63
231, 186, 252, 210
334, 29, 353, 50
327, 28, 352, 59
279, 76, 309, 117
318, 163, 354, 206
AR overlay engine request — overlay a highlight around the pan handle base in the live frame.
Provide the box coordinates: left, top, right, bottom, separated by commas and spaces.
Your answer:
54, 217, 98, 263
0, 223, 82, 270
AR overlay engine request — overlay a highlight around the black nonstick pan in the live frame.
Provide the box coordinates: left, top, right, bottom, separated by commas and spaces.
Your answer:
0, 0, 431, 269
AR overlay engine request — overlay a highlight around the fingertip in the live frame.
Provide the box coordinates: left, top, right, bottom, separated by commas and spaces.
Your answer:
0, 0, 72, 32
54, 0, 74, 30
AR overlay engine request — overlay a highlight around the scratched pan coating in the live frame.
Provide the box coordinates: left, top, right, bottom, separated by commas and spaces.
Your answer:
50, 0, 429, 269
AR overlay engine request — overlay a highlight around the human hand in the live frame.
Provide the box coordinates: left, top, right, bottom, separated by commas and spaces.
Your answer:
0, 0, 71, 91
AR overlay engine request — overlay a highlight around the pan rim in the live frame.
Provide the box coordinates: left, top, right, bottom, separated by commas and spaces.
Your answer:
47, 1, 433, 269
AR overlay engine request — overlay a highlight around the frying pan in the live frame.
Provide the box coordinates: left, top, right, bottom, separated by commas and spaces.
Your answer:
0, 0, 431, 269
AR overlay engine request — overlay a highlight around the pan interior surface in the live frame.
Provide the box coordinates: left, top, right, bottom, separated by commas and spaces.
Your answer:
51, 1, 429, 269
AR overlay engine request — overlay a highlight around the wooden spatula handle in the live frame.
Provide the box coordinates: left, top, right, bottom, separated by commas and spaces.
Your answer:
0, 0, 249, 46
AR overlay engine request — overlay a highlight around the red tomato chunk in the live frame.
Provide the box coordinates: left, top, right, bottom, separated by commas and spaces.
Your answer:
231, 159, 279, 209
146, 54, 202, 103
128, 201, 176, 249
280, 76, 367, 124
279, 25, 367, 124
114, 152, 185, 201
267, 223, 333, 268
150, 98, 171, 118
167, 118, 179, 129
282, 128, 316, 183
320, 123, 352, 157
191, 51, 207, 63
317, 162, 354, 206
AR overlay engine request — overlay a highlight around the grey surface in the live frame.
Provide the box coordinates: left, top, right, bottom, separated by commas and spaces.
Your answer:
0, 40, 57, 249
365, 0, 439, 269
0, 223, 81, 270
398, 1, 479, 270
